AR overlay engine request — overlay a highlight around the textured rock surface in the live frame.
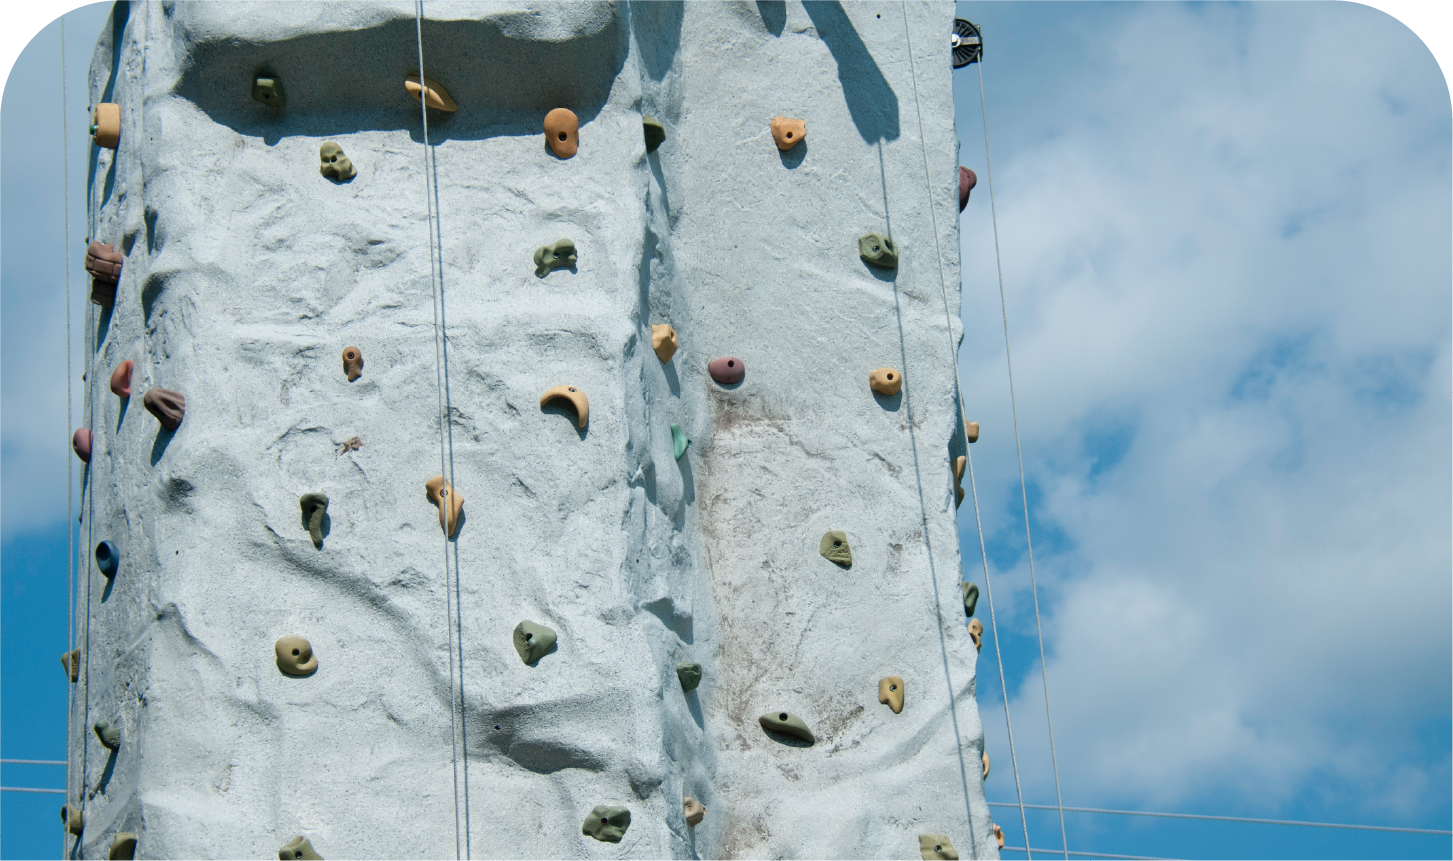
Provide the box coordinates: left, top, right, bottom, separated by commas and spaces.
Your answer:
72, 2, 992, 858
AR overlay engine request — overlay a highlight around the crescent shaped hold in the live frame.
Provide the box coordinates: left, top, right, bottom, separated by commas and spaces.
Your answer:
405, 74, 457, 112
540, 385, 589, 428
425, 475, 463, 538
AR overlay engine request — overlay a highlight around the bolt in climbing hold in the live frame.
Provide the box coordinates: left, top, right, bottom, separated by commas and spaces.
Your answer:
62, 649, 80, 682
962, 582, 978, 618
683, 796, 706, 826
533, 238, 577, 277
108, 832, 137, 860
279, 835, 323, 860
93, 720, 121, 750
544, 108, 579, 158
405, 73, 457, 112
770, 116, 806, 151
513, 620, 557, 665
95, 540, 119, 577
252, 77, 285, 108
919, 834, 959, 860
859, 232, 899, 269
92, 104, 120, 149
319, 142, 356, 181
676, 662, 702, 692
869, 367, 902, 396
959, 166, 976, 211
582, 805, 631, 842
759, 711, 815, 744
878, 675, 905, 714
72, 429, 92, 463
643, 116, 666, 153
299, 493, 328, 548
85, 241, 123, 307
275, 635, 318, 677
424, 476, 463, 539
110, 360, 133, 397
539, 385, 589, 428
651, 324, 678, 363
708, 356, 744, 384
142, 389, 185, 431
968, 618, 983, 651
341, 346, 363, 382
671, 423, 690, 460
819, 530, 852, 568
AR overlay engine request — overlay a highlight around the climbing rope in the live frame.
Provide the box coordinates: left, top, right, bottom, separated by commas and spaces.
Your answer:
61, 15, 79, 847
975, 49, 1070, 860
413, 5, 468, 857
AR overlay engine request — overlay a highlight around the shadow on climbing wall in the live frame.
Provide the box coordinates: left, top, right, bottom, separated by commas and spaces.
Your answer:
802, 1, 900, 143
756, 0, 787, 36
630, 0, 683, 82
149, 426, 174, 466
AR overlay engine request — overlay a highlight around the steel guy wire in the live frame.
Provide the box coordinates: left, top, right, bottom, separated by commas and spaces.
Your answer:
988, 801, 1453, 836
61, 12, 78, 831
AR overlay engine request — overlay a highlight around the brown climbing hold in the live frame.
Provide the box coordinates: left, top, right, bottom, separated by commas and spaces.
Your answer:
62, 649, 80, 682
143, 389, 185, 431
982, 750, 990, 779
93, 103, 120, 149
72, 429, 92, 463
337, 436, 362, 456
994, 824, 1005, 850
539, 385, 589, 428
966, 421, 980, 443
86, 242, 123, 307
919, 834, 959, 860
342, 346, 363, 382
708, 357, 744, 384
275, 635, 318, 677
968, 618, 983, 651
683, 797, 706, 827
425, 475, 463, 538
651, 324, 678, 363
108, 832, 137, 860
544, 108, 579, 158
959, 166, 977, 212
405, 74, 457, 112
878, 675, 904, 714
770, 116, 806, 151
110, 360, 133, 398
869, 367, 903, 396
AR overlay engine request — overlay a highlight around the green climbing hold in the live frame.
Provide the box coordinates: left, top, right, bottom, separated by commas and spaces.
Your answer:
676, 662, 702, 692
859, 232, 899, 269
252, 77, 285, 108
299, 493, 328, 549
533, 239, 577, 278
962, 582, 979, 618
93, 720, 121, 750
643, 117, 666, 153
513, 620, 557, 665
582, 806, 631, 843
278, 835, 323, 860
671, 423, 690, 460
759, 711, 815, 744
819, 530, 852, 568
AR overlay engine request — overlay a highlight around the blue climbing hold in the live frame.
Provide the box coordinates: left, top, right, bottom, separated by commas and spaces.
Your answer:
95, 541, 119, 577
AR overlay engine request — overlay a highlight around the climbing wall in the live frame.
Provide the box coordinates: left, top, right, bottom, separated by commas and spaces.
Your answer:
71, 1, 995, 858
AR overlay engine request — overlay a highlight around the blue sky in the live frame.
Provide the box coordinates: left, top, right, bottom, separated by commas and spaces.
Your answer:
2, 3, 1449, 860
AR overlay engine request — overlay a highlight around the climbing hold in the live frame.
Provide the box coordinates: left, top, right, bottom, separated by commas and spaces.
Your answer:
819, 530, 852, 568
651, 324, 678, 363
252, 76, 285, 108
72, 429, 92, 463
86, 241, 123, 307
962, 582, 978, 618
299, 493, 328, 548
953, 455, 966, 508
581, 806, 630, 842
982, 750, 990, 779
337, 436, 362, 456
63, 804, 83, 835
759, 711, 815, 744
405, 73, 457, 112
683, 797, 706, 826
966, 421, 980, 443
878, 675, 904, 714
919, 834, 959, 860
671, 423, 690, 460
93, 720, 121, 750
676, 662, 702, 692
539, 385, 589, 428
62, 649, 79, 682
968, 618, 983, 651
869, 367, 903, 396
275, 635, 318, 677
994, 824, 1005, 850
544, 108, 579, 158
859, 232, 899, 269
424, 476, 463, 539
143, 388, 185, 431
770, 116, 806, 151
108, 832, 137, 860
512, 620, 557, 665
92, 103, 120, 149
643, 117, 666, 153
959, 166, 976, 211
110, 360, 133, 397
708, 356, 744, 384
279, 835, 323, 860
341, 346, 363, 382
319, 142, 356, 181
95, 540, 119, 577
533, 238, 577, 277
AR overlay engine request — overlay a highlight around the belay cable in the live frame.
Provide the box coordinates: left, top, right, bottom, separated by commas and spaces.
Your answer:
61, 14, 78, 849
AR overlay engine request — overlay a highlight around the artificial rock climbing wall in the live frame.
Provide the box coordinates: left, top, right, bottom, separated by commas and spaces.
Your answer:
72, 1, 995, 858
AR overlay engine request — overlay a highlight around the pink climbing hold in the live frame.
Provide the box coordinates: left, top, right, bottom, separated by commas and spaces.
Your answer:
110, 360, 133, 398
709, 356, 745, 384
959, 166, 977, 212
72, 429, 92, 463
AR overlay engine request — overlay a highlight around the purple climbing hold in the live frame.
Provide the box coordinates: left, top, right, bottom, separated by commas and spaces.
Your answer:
959, 166, 977, 212
709, 356, 745, 385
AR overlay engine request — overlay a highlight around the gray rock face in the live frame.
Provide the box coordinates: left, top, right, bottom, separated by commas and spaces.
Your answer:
73, 2, 994, 858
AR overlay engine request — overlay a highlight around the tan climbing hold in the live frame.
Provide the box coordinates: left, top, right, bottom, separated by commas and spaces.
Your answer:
109, 832, 137, 860
405, 74, 457, 112
342, 346, 363, 382
770, 116, 805, 151
540, 385, 589, 428
968, 618, 983, 651
544, 108, 579, 158
93, 103, 120, 149
275, 635, 318, 677
878, 675, 904, 714
966, 421, 980, 443
279, 835, 323, 860
954, 455, 966, 508
919, 834, 958, 860
62, 649, 80, 682
651, 324, 678, 363
994, 824, 1005, 850
869, 367, 902, 396
982, 750, 990, 779
683, 796, 706, 826
64, 804, 83, 835
425, 475, 463, 538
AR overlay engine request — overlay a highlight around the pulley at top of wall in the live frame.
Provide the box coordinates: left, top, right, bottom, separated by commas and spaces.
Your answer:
951, 19, 982, 68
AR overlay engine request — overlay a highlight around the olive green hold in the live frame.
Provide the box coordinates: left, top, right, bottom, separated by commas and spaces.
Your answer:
299, 493, 328, 548
93, 720, 121, 750
859, 232, 898, 268
109, 832, 137, 860
819, 530, 852, 568
279, 835, 322, 860
513, 620, 557, 664
582, 806, 631, 843
671, 423, 690, 460
252, 77, 285, 108
643, 117, 666, 153
676, 662, 702, 692
919, 833, 959, 860
534, 238, 577, 277
759, 710, 815, 744
963, 582, 979, 618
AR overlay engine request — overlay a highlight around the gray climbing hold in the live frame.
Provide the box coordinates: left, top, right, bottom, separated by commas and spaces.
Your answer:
252, 77, 284, 108
94, 720, 121, 750
643, 117, 666, 153
279, 835, 323, 860
819, 530, 852, 568
299, 493, 328, 548
319, 142, 355, 181
758, 711, 815, 744
962, 582, 978, 618
109, 832, 137, 860
919, 833, 959, 860
95, 540, 119, 577
513, 621, 557, 665
533, 239, 577, 277
676, 662, 702, 692
582, 806, 631, 842
859, 232, 898, 268
671, 423, 690, 460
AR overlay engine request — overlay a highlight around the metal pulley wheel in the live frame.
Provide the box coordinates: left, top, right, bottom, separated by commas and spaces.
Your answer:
951, 19, 982, 68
